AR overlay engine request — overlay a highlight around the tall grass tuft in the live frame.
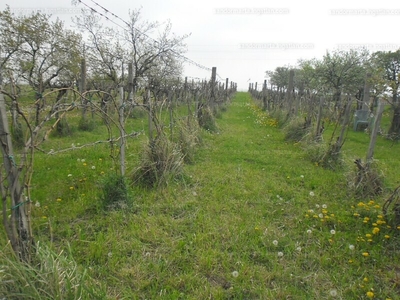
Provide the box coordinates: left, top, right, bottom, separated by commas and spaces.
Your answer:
0, 242, 106, 300
100, 173, 129, 209
175, 116, 202, 164
198, 105, 218, 132
132, 133, 184, 187
283, 117, 312, 142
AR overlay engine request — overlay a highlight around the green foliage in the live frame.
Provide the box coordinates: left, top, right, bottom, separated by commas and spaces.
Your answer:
100, 173, 129, 209
0, 242, 106, 300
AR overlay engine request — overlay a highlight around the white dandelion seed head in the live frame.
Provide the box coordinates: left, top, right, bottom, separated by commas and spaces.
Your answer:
349, 244, 355, 251
232, 271, 239, 278
35, 201, 40, 207
319, 213, 324, 218
91, 166, 96, 170
300, 175, 304, 178
277, 251, 284, 257
307, 229, 312, 234
309, 191, 315, 197
330, 230, 336, 235
67, 174, 72, 177
322, 204, 327, 209
330, 289, 338, 297
107, 252, 112, 258
296, 246, 302, 252
272, 240, 278, 246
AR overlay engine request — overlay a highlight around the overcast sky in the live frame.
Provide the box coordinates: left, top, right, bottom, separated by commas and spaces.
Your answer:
2, 0, 400, 90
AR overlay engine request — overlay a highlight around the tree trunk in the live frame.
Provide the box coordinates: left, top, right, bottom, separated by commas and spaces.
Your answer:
0, 85, 34, 262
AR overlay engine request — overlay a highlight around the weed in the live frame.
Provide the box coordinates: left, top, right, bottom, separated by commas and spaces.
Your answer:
100, 173, 129, 209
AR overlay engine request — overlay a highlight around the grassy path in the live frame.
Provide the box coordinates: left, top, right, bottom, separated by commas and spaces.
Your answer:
13, 92, 398, 299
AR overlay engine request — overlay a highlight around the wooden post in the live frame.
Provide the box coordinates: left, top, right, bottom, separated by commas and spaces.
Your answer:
286, 69, 294, 113
366, 101, 384, 163
315, 97, 324, 141
128, 62, 134, 101
210, 67, 217, 108
168, 90, 173, 138
362, 73, 371, 111
119, 86, 125, 176
147, 89, 153, 141
225, 78, 229, 101
334, 96, 353, 152
185, 77, 190, 116
80, 58, 87, 117
262, 80, 267, 110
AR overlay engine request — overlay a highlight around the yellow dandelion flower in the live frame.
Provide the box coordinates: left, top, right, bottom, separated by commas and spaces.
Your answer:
362, 252, 369, 257
385, 235, 390, 239
366, 234, 372, 238
366, 291, 374, 298
56, 198, 62, 202
377, 215, 383, 219
372, 227, 380, 235
372, 222, 378, 227
374, 205, 380, 209
357, 202, 365, 207
363, 277, 369, 282
354, 213, 360, 217
69, 186, 74, 190
368, 200, 375, 205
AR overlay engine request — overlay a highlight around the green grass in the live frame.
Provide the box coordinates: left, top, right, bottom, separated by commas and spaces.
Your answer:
1, 92, 400, 299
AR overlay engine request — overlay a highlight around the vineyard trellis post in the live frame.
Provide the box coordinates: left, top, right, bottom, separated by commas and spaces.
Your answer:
315, 96, 325, 141
225, 78, 229, 101
262, 79, 267, 110
210, 67, 217, 109
366, 101, 385, 163
362, 73, 371, 110
80, 58, 87, 118
286, 69, 294, 115
119, 86, 126, 176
